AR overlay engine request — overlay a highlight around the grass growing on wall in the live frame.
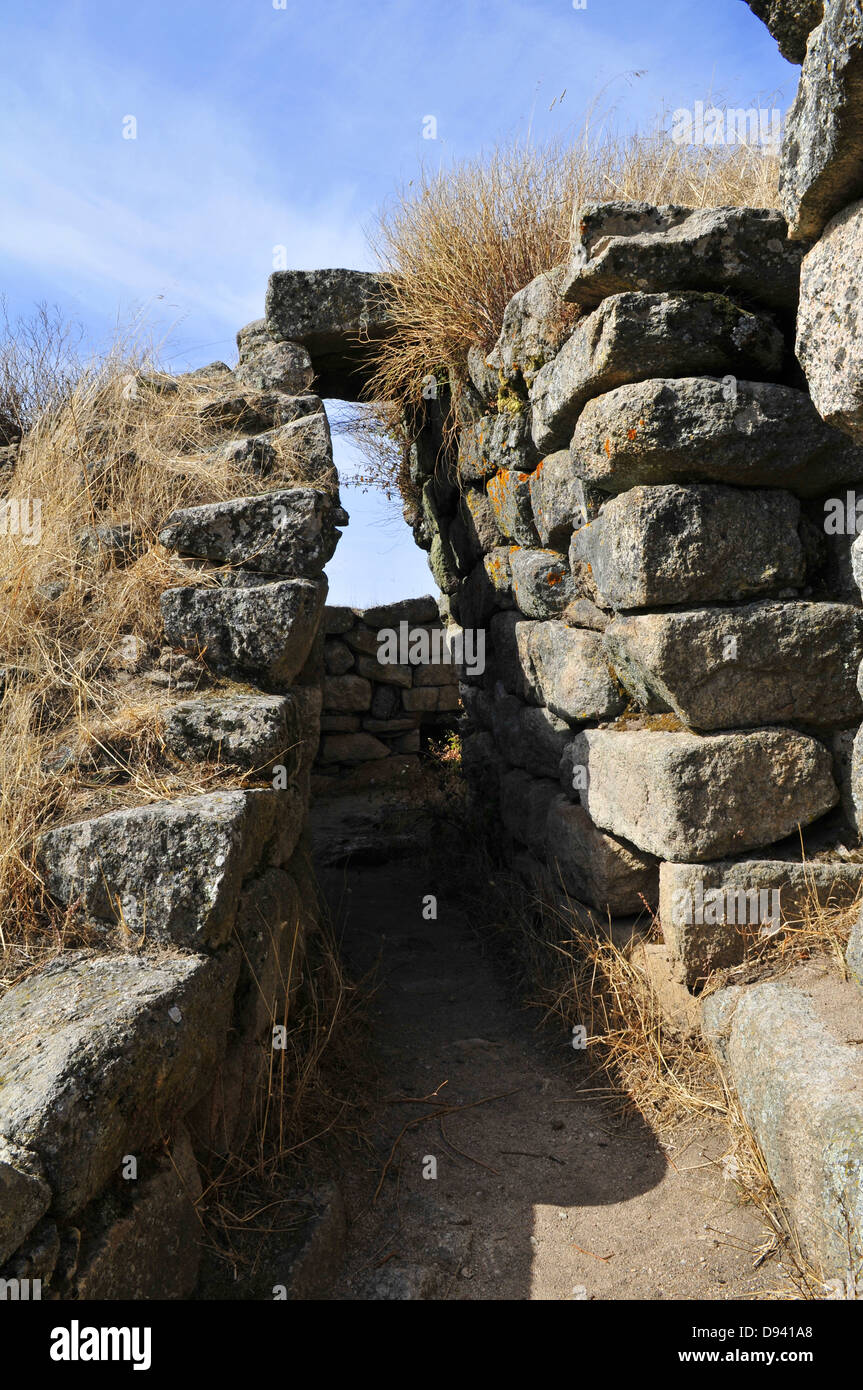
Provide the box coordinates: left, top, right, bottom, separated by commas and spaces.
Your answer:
350, 109, 781, 492
0, 321, 321, 987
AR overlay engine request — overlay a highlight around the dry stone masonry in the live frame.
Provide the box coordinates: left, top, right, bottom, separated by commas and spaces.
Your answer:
7, 1, 863, 1294
0, 326, 349, 1298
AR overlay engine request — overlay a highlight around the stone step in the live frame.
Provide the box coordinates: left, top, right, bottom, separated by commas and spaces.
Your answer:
159, 487, 347, 579
38, 789, 298, 948
160, 575, 326, 687
560, 202, 805, 313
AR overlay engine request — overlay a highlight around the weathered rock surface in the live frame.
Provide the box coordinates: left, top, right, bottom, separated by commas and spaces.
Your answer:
564, 728, 838, 861
572, 484, 804, 609
529, 451, 601, 550
159, 489, 347, 577
745, 0, 823, 62
570, 378, 863, 497
163, 693, 302, 771
661, 859, 863, 986
527, 621, 624, 723
489, 611, 537, 701
702, 967, 863, 1278
38, 790, 292, 947
458, 412, 537, 483
796, 200, 863, 441
73, 1126, 202, 1299
561, 203, 805, 313
0, 950, 237, 1217
848, 903, 863, 983
234, 332, 315, 395
780, 2, 863, 239
265, 269, 389, 352
0, 1140, 51, 1267
603, 602, 863, 729
487, 469, 541, 545
530, 292, 784, 453
545, 795, 659, 914
324, 674, 373, 711
160, 577, 326, 686
499, 768, 561, 856
510, 547, 578, 619
319, 731, 390, 763
487, 266, 573, 386
264, 269, 390, 401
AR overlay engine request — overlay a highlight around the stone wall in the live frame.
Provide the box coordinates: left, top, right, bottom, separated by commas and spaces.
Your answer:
404, 201, 863, 1000
0, 350, 345, 1298
315, 597, 459, 789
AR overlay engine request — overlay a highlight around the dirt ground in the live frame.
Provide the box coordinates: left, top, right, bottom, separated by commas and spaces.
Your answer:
310, 796, 798, 1302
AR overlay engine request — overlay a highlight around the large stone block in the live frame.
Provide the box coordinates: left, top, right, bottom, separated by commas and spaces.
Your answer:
323, 673, 372, 712
264, 269, 389, 400
163, 693, 302, 772
509, 547, 579, 618
702, 969, 863, 1279
159, 488, 346, 578
603, 602, 863, 730
848, 903, 863, 984
161, 577, 326, 687
572, 484, 804, 609
661, 859, 863, 987
528, 451, 601, 550
564, 728, 838, 861
499, 768, 561, 856
458, 412, 537, 483
527, 621, 624, 723
0, 1140, 50, 1267
73, 1126, 202, 1300
486, 266, 572, 386
796, 200, 863, 442
529, 291, 783, 453
234, 331, 315, 395
487, 469, 541, 545
780, 2, 863, 239
489, 611, 538, 701
545, 795, 659, 914
570, 378, 863, 497
561, 203, 805, 313
0, 950, 237, 1217
38, 790, 291, 948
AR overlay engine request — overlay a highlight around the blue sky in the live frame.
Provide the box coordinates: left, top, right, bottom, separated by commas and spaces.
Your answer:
0, 0, 795, 604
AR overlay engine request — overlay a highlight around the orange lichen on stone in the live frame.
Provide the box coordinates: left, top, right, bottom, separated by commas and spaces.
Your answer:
604, 438, 612, 457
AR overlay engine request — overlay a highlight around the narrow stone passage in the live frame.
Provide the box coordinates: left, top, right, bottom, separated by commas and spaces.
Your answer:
315, 833, 785, 1301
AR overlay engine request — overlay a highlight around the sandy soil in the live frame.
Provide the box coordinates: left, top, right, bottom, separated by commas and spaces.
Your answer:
315, 842, 796, 1302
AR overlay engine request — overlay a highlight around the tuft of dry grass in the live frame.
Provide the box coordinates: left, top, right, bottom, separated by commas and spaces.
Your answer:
361, 107, 781, 439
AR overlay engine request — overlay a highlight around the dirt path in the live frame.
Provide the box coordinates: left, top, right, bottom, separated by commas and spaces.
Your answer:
313, 811, 792, 1302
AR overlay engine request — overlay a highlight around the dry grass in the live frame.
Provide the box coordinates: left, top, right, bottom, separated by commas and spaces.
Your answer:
523, 871, 861, 1297
358, 106, 781, 480
0, 339, 324, 985
194, 858, 374, 1294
